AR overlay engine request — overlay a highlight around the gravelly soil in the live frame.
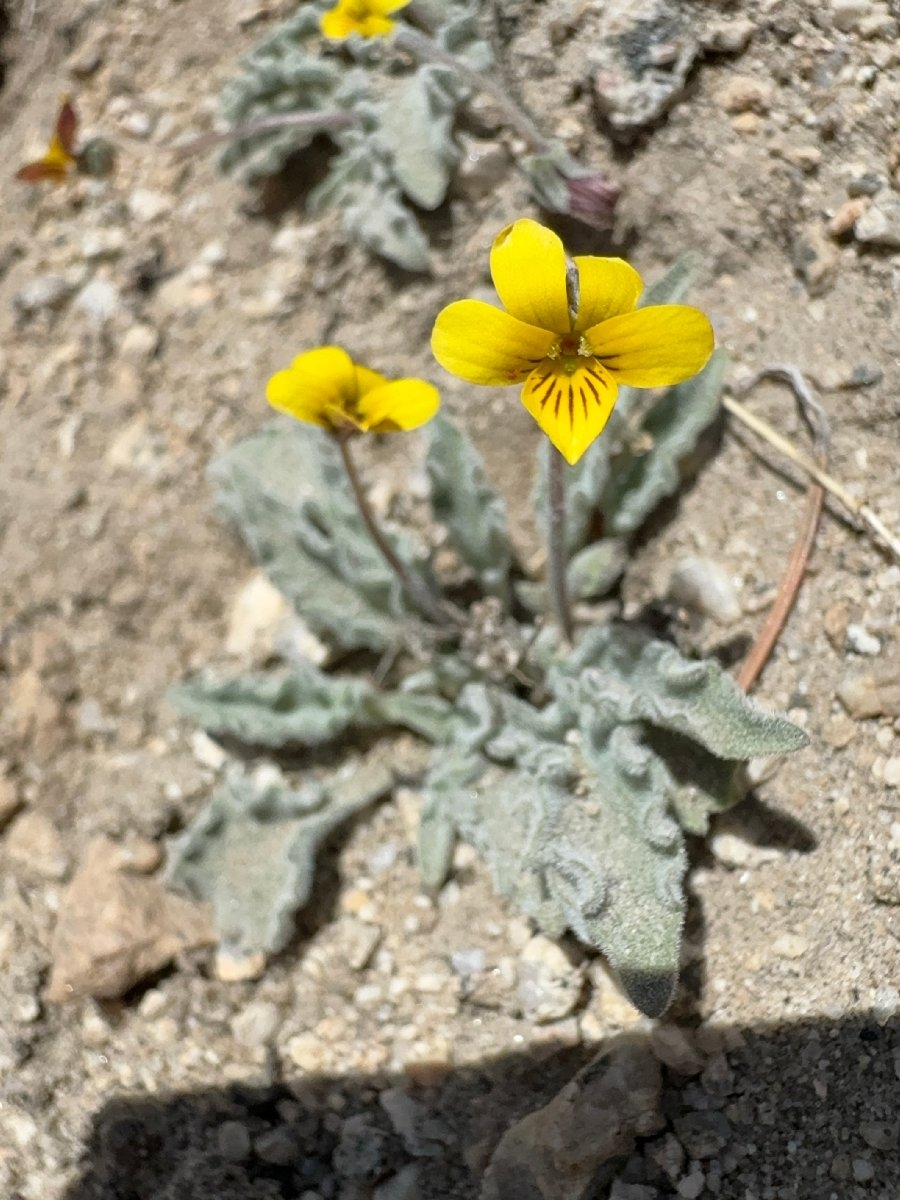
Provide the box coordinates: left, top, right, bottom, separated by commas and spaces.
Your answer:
1, 1, 899, 1198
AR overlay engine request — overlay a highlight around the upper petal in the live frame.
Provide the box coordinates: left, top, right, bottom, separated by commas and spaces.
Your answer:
355, 364, 389, 397
490, 219, 572, 334
320, 7, 358, 37
520, 361, 619, 466
265, 346, 356, 425
572, 256, 643, 331
431, 299, 556, 386
585, 305, 714, 387
357, 379, 440, 432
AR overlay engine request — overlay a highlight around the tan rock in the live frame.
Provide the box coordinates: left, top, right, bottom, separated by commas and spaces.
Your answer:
717, 75, 773, 114
46, 837, 214, 1002
6, 812, 70, 880
481, 1037, 662, 1200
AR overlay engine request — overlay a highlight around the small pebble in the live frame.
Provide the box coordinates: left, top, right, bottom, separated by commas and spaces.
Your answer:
846, 623, 882, 656
517, 935, 584, 1023
218, 1120, 252, 1162
233, 999, 280, 1048
771, 933, 809, 959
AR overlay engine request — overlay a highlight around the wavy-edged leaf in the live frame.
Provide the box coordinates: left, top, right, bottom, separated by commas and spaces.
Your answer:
557, 626, 809, 760
168, 746, 395, 958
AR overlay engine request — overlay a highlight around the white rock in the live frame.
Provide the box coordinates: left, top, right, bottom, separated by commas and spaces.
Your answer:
846, 623, 882, 656
668, 556, 741, 623
225, 571, 291, 657
829, 0, 873, 33
517, 934, 584, 1023
120, 323, 160, 365
233, 999, 280, 1047
711, 832, 782, 869
854, 198, 900, 248
128, 188, 172, 223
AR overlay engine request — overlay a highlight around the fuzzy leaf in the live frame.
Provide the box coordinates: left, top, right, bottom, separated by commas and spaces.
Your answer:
557, 626, 809, 761
309, 136, 430, 270
168, 667, 373, 748
211, 424, 427, 652
426, 415, 514, 602
379, 67, 459, 210
603, 349, 727, 536
639, 251, 701, 308
168, 748, 395, 958
514, 537, 627, 613
424, 686, 685, 1016
647, 729, 748, 836
568, 538, 628, 601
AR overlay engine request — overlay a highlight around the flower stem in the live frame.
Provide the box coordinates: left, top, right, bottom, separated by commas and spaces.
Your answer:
174, 110, 357, 161
393, 26, 552, 155
336, 434, 454, 628
546, 444, 573, 644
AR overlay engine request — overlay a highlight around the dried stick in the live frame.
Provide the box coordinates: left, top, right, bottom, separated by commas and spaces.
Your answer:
731, 366, 828, 690
722, 393, 900, 562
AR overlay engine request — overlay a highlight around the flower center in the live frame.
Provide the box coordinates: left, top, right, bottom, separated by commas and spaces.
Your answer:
547, 333, 593, 377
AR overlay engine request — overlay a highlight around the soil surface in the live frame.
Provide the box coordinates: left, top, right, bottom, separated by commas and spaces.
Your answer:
1, 1, 899, 1198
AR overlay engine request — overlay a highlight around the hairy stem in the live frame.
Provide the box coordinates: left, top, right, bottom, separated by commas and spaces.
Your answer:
393, 26, 552, 154
337, 435, 454, 627
175, 110, 357, 161
547, 444, 573, 643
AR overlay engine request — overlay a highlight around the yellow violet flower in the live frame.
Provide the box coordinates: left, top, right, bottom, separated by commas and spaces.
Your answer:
431, 219, 714, 465
266, 346, 439, 434
320, 0, 411, 39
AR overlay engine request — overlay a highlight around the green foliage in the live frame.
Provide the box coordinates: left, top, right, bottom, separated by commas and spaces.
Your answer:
603, 349, 728, 536
167, 747, 399, 960
215, 2, 490, 269
419, 626, 805, 1016
211, 422, 431, 652
168, 269, 805, 1015
426, 415, 513, 603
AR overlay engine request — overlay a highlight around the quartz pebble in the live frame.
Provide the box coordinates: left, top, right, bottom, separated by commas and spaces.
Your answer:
517, 935, 584, 1023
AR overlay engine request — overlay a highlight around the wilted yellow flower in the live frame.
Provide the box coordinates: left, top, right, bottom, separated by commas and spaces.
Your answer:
16, 97, 78, 184
431, 219, 714, 465
320, 0, 411, 39
266, 346, 439, 434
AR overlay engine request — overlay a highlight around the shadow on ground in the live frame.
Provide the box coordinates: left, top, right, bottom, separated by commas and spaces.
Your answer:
60, 1012, 899, 1200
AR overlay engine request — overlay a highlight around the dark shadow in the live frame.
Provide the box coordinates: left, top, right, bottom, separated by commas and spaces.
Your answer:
59, 1013, 900, 1199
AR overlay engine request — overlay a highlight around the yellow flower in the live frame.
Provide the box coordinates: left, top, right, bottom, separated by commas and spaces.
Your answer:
266, 346, 439, 434
431, 219, 714, 465
320, 0, 411, 39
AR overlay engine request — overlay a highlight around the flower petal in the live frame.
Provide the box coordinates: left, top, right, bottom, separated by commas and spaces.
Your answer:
585, 305, 714, 387
572, 256, 643, 331
381, 0, 411, 11
320, 8, 359, 37
357, 379, 440, 432
355, 364, 389, 397
490, 219, 572, 334
265, 346, 355, 426
520, 360, 619, 466
431, 299, 556, 386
